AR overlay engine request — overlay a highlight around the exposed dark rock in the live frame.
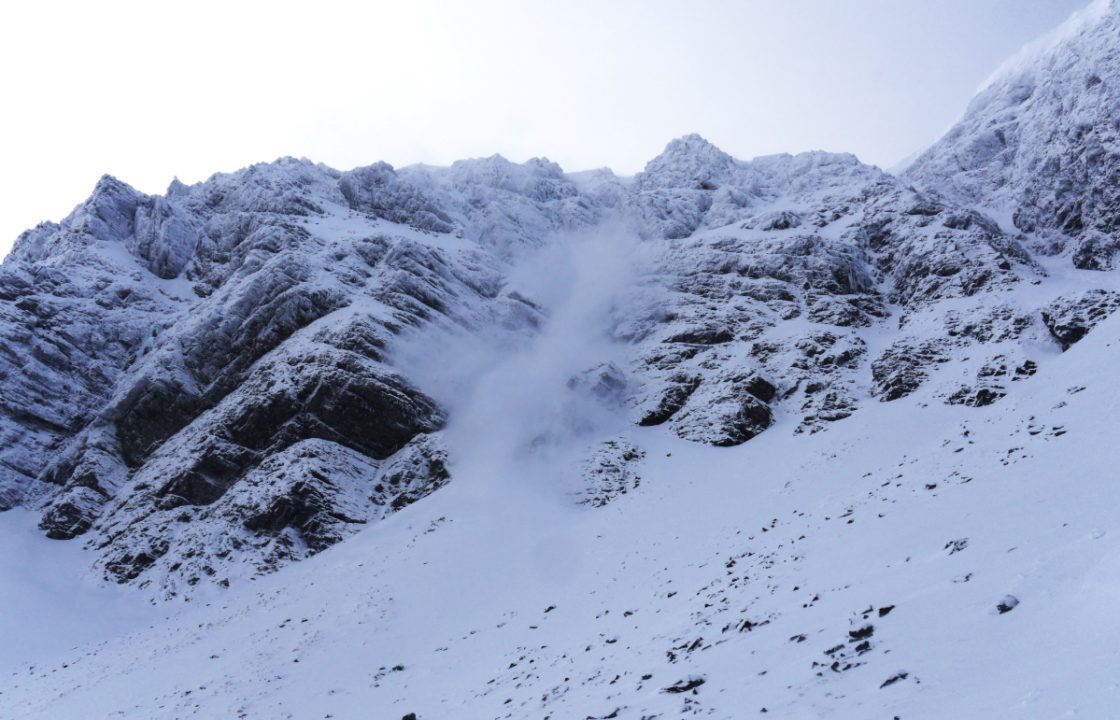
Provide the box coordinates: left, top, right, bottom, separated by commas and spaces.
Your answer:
880, 671, 909, 689
1014, 360, 1038, 379
944, 305, 1033, 343
665, 324, 734, 345
947, 386, 1006, 408
39, 486, 103, 540
672, 377, 774, 447
871, 340, 949, 401
945, 538, 969, 555
663, 677, 706, 694
99, 432, 451, 589
807, 296, 874, 327
997, 595, 1020, 614
638, 374, 701, 427
1072, 234, 1120, 271
374, 434, 451, 511
112, 377, 205, 468
1041, 290, 1120, 350
243, 477, 364, 552
798, 390, 858, 433
744, 375, 777, 403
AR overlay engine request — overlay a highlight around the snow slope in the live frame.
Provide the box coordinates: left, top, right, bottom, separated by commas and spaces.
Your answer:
0, 509, 160, 673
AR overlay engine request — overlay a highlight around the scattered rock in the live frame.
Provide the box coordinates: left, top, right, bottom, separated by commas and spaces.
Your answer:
880, 671, 909, 689
663, 677, 706, 694
996, 595, 1020, 614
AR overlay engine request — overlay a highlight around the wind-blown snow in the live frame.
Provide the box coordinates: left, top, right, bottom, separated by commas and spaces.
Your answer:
978, 0, 1114, 92
397, 221, 650, 500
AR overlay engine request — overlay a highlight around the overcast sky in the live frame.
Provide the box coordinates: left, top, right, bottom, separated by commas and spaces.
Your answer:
0, 0, 1090, 259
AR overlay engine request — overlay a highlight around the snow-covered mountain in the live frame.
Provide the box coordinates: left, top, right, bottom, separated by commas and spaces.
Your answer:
905, 0, 1120, 269
3, 3, 1120, 718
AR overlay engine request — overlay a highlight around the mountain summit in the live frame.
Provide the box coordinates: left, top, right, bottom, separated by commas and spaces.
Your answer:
906, 0, 1120, 268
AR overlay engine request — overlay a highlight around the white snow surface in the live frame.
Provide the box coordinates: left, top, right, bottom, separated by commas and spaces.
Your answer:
0, 509, 159, 673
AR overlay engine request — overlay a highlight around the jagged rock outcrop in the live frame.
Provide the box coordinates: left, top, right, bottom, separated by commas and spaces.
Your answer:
1042, 289, 1120, 349
623, 138, 1042, 439
904, 0, 1120, 269
2, 155, 604, 595
579, 438, 645, 507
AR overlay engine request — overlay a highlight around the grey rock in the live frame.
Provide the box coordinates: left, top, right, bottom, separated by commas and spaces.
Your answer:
1041, 290, 1120, 350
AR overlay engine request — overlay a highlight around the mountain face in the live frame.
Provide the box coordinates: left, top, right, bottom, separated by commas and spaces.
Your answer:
905, 0, 1120, 270
1, 140, 1060, 596
3, 3, 1120, 718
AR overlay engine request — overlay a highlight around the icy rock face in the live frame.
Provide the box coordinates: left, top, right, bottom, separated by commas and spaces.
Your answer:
1041, 289, 1120, 349
6, 9, 1120, 595
631, 135, 882, 241
905, 0, 1120, 269
0, 134, 1101, 595
337, 162, 454, 234
625, 142, 1040, 437
1, 155, 611, 594
397, 154, 620, 256
578, 438, 645, 507
93, 434, 450, 594
0, 181, 185, 511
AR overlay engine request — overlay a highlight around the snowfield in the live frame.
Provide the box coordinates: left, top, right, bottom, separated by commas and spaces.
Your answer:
4, 2, 1120, 718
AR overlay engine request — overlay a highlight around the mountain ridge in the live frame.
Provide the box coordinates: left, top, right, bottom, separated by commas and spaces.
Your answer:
0, 117, 1100, 595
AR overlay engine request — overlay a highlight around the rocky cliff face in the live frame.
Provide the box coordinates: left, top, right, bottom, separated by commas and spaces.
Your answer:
1, 155, 618, 594
905, 0, 1120, 270
3, 3, 1120, 600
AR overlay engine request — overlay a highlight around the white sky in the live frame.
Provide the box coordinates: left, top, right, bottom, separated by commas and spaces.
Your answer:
0, 0, 1090, 259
